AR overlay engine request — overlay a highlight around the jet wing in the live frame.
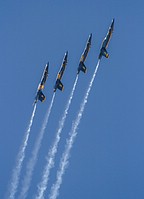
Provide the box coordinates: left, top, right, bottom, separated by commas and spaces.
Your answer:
57, 65, 65, 80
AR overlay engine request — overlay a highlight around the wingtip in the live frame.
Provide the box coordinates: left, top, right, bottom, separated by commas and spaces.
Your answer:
43, 96, 46, 102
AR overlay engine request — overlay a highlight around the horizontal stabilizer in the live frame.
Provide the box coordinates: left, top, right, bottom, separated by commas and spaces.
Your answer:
100, 48, 109, 59
57, 80, 64, 91
82, 63, 87, 73
78, 62, 87, 74
38, 91, 46, 102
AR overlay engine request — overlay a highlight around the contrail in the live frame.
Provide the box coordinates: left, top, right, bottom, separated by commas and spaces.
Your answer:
18, 93, 55, 199
35, 75, 79, 199
7, 104, 37, 199
49, 60, 100, 199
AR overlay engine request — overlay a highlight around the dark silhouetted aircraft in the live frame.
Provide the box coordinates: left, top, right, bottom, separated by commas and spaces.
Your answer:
54, 51, 68, 92
34, 63, 49, 104
77, 33, 92, 74
98, 19, 114, 59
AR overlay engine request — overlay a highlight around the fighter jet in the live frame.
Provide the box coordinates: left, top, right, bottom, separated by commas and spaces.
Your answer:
54, 51, 68, 92
77, 33, 92, 74
98, 19, 114, 59
34, 63, 49, 104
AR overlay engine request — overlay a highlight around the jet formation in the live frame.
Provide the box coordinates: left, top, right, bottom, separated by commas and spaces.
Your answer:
98, 19, 114, 59
34, 19, 114, 104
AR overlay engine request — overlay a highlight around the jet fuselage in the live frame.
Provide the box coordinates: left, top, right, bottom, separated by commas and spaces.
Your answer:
54, 51, 68, 92
34, 63, 49, 104
77, 34, 92, 74
99, 19, 114, 59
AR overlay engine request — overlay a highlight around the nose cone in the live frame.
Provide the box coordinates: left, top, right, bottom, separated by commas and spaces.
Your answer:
88, 33, 92, 42
64, 51, 68, 61
45, 62, 49, 72
111, 18, 115, 30
65, 51, 68, 57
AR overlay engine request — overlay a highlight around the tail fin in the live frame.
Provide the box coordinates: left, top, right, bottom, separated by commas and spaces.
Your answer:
38, 91, 46, 102
101, 48, 109, 58
82, 63, 87, 73
54, 79, 64, 92
57, 80, 64, 91
78, 62, 87, 74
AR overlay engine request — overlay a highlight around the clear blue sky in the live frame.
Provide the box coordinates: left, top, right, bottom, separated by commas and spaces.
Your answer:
1, 0, 144, 198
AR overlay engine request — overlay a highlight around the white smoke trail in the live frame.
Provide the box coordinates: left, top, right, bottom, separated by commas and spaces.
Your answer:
7, 104, 37, 199
49, 60, 100, 199
35, 75, 78, 199
18, 93, 55, 199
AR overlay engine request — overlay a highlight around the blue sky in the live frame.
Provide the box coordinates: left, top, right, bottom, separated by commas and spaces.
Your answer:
1, 0, 144, 198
